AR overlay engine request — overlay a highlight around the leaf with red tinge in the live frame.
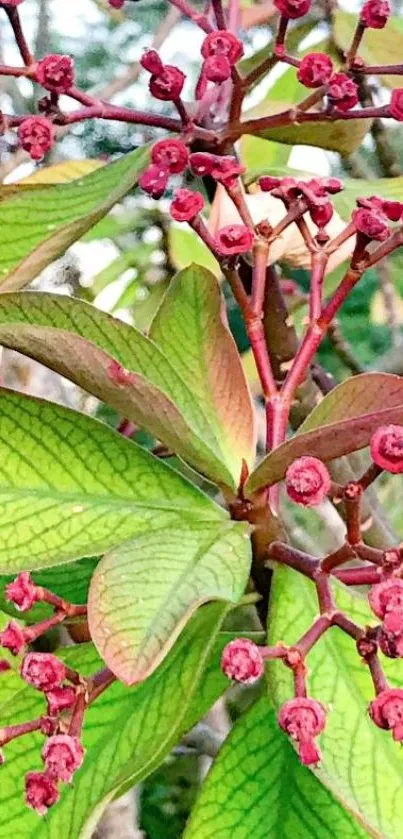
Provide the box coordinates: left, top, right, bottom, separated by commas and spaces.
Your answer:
88, 520, 251, 685
150, 265, 256, 487
246, 373, 403, 494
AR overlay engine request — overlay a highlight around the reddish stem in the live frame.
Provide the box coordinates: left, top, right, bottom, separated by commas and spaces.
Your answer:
0, 718, 43, 746
212, 0, 226, 28
333, 566, 381, 585
268, 542, 318, 578
167, 0, 214, 32
4, 7, 33, 66
309, 251, 328, 322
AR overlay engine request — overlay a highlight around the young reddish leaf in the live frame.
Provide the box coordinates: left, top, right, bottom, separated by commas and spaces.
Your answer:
88, 521, 251, 684
0, 291, 245, 488
246, 373, 403, 494
267, 566, 403, 837
184, 696, 367, 839
0, 389, 225, 573
150, 265, 256, 485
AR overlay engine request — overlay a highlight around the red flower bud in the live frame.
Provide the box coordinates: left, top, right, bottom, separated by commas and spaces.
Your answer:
1, 0, 25, 5
382, 200, 403, 222
352, 208, 390, 241
189, 152, 215, 177
389, 89, 403, 121
211, 155, 245, 184
6, 572, 38, 612
328, 73, 359, 112
370, 424, 403, 473
297, 53, 333, 88
360, 0, 391, 28
25, 771, 60, 816
151, 139, 188, 174
18, 117, 55, 161
201, 31, 244, 65
0, 660, 11, 674
40, 716, 60, 737
46, 686, 77, 716
274, 0, 311, 17
0, 621, 25, 655
140, 49, 164, 76
322, 177, 344, 194
203, 54, 231, 84
369, 688, 403, 740
278, 697, 326, 765
357, 195, 384, 211
378, 627, 403, 658
36, 54, 75, 94
259, 176, 281, 192
285, 456, 331, 507
21, 653, 66, 692
309, 201, 334, 228
42, 734, 85, 783
368, 578, 403, 620
215, 224, 254, 256
221, 638, 264, 684
139, 164, 169, 199
149, 65, 185, 101
170, 188, 204, 222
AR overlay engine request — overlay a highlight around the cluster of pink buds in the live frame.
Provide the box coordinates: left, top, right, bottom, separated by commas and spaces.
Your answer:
259, 175, 344, 235
140, 49, 185, 102
0, 572, 94, 814
196, 31, 243, 100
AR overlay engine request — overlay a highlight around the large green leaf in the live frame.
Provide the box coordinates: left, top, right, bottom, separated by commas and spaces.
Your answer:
0, 388, 225, 574
333, 11, 403, 89
150, 266, 256, 480
0, 284, 251, 489
184, 696, 368, 838
267, 566, 403, 838
246, 373, 403, 494
0, 603, 235, 839
0, 147, 149, 291
88, 520, 251, 684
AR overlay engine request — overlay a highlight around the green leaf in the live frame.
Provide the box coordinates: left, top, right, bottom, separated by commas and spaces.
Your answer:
150, 265, 256, 481
88, 520, 251, 684
0, 289, 248, 488
267, 567, 403, 837
243, 101, 371, 157
184, 696, 368, 838
246, 373, 403, 494
0, 603, 235, 839
0, 388, 225, 574
0, 147, 149, 291
169, 227, 220, 275
333, 11, 403, 89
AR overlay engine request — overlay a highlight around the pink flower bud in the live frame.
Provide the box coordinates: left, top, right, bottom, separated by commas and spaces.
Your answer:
211, 155, 245, 184
352, 208, 390, 241
46, 686, 77, 716
259, 176, 281, 192
360, 0, 391, 28
151, 138, 188, 174
140, 49, 164, 76
368, 578, 403, 620
297, 53, 333, 88
221, 638, 264, 684
203, 54, 231, 84
382, 200, 403, 221
42, 734, 85, 783
215, 224, 254, 256
21, 653, 66, 692
149, 65, 185, 101
0, 621, 25, 655
369, 688, 403, 740
36, 54, 75, 94
6, 572, 38, 612
25, 771, 60, 815
274, 0, 311, 18
370, 424, 403, 473
170, 188, 204, 222
285, 456, 331, 507
189, 152, 213, 177
0, 660, 11, 674
18, 117, 55, 161
328, 73, 359, 112
378, 627, 403, 658
201, 31, 244, 65
309, 201, 334, 228
139, 164, 169, 199
390, 89, 403, 121
40, 716, 60, 737
1, 0, 25, 5
322, 177, 343, 194
357, 195, 384, 211
278, 697, 326, 765
109, 0, 125, 7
